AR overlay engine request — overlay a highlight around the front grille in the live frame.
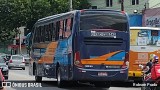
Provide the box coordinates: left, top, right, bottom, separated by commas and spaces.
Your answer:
84, 37, 123, 46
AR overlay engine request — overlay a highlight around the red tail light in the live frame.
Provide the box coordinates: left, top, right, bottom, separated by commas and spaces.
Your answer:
122, 53, 129, 69
74, 51, 83, 67
9, 60, 13, 63
22, 59, 25, 63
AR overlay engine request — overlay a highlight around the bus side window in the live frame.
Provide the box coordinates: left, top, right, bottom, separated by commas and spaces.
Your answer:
42, 25, 45, 42
40, 25, 44, 42
45, 25, 50, 42
63, 19, 67, 39
52, 23, 56, 41
48, 24, 52, 41
34, 27, 38, 43
59, 20, 64, 39
37, 26, 41, 43
55, 21, 60, 41
64, 18, 73, 38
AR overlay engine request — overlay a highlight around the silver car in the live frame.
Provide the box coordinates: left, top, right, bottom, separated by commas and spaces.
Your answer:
8, 55, 25, 70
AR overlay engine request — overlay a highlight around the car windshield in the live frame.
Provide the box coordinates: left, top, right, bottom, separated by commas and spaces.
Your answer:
23, 55, 30, 59
0, 57, 5, 63
12, 56, 23, 60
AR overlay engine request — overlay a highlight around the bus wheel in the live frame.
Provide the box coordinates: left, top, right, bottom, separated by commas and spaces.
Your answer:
35, 76, 42, 82
57, 67, 64, 88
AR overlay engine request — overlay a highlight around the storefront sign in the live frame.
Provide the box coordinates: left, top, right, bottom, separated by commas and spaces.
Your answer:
145, 16, 160, 27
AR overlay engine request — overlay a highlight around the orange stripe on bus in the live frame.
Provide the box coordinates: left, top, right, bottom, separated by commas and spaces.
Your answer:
81, 50, 123, 61
81, 50, 124, 65
81, 61, 123, 65
38, 42, 58, 64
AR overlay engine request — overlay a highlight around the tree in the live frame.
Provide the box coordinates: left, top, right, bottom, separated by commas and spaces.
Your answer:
0, 0, 51, 41
0, 0, 91, 42
73, 0, 91, 10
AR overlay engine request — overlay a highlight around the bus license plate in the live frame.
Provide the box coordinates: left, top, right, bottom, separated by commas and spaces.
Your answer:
98, 72, 108, 76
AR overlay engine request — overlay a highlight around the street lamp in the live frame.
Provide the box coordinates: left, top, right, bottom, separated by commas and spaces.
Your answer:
133, 9, 138, 14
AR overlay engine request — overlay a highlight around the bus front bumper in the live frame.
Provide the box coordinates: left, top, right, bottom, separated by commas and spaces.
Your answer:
128, 71, 143, 78
73, 67, 128, 81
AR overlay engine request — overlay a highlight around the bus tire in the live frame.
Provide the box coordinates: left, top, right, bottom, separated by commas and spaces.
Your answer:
57, 67, 65, 88
35, 76, 42, 82
35, 66, 42, 82
22, 67, 25, 70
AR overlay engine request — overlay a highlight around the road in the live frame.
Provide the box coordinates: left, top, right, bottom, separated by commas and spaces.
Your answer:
1, 66, 141, 90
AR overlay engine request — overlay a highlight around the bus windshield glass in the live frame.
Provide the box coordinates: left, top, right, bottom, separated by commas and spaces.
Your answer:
80, 13, 128, 31
130, 29, 160, 52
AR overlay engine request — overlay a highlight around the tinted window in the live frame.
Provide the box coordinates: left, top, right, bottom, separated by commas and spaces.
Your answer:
80, 13, 128, 31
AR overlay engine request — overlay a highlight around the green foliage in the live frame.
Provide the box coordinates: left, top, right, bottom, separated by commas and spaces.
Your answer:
0, 0, 91, 42
73, 0, 91, 10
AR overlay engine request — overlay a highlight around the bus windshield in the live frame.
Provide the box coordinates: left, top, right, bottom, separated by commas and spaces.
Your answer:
130, 29, 160, 52
80, 13, 128, 31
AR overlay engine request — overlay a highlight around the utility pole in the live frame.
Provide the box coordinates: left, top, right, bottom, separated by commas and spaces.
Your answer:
69, 0, 73, 11
121, 0, 124, 11
19, 29, 21, 54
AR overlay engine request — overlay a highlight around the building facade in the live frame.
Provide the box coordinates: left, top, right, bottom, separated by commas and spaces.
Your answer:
88, 0, 148, 14
8, 26, 27, 55
143, 7, 160, 27
142, 0, 160, 27
149, 0, 160, 8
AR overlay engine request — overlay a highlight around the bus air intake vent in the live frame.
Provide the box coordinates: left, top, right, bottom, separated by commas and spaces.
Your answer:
84, 37, 123, 46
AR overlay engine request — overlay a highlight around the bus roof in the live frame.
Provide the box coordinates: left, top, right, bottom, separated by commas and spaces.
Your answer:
37, 10, 76, 22
130, 26, 160, 30
35, 10, 76, 26
35, 9, 127, 26
82, 9, 124, 12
